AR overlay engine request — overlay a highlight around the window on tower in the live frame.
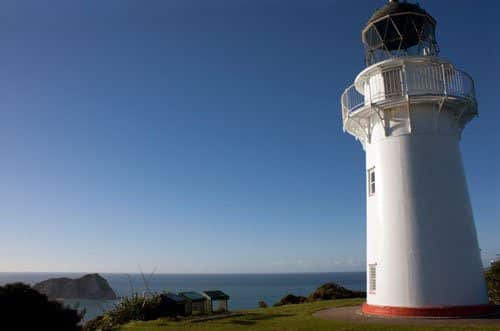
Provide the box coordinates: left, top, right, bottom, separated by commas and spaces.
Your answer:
368, 168, 376, 196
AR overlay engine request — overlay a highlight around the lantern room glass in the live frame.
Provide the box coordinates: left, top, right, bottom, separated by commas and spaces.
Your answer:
362, 13, 439, 66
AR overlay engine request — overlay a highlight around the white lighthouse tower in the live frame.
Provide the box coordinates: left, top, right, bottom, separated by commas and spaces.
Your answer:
341, 0, 493, 317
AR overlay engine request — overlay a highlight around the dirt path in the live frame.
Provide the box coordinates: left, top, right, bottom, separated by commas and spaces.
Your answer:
313, 306, 500, 327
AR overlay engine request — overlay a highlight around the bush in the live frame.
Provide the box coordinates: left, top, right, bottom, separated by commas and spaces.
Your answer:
485, 260, 500, 304
258, 300, 268, 308
273, 282, 366, 307
307, 283, 365, 301
84, 293, 164, 331
0, 282, 83, 331
273, 294, 307, 307
83, 315, 114, 331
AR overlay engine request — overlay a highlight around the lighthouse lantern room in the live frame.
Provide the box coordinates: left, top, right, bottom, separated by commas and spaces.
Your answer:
341, 0, 493, 317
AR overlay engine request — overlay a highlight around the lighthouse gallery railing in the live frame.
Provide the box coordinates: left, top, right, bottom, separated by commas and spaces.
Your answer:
341, 63, 476, 120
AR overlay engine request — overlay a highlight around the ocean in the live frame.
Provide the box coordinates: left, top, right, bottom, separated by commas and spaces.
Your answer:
0, 272, 365, 321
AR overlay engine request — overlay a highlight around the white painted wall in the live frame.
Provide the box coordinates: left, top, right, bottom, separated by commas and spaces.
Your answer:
365, 103, 488, 307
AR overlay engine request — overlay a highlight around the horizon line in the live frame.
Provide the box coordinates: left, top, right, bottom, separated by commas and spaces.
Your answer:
0, 270, 365, 275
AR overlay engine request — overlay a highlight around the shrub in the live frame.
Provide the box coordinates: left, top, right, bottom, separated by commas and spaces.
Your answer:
273, 282, 366, 307
485, 260, 500, 304
84, 293, 164, 331
0, 282, 83, 331
83, 315, 114, 331
307, 282, 365, 302
273, 294, 307, 307
258, 300, 268, 308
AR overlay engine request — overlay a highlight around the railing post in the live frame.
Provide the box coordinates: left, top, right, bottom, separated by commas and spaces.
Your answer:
368, 78, 372, 105
441, 63, 448, 96
470, 76, 476, 100
400, 64, 406, 97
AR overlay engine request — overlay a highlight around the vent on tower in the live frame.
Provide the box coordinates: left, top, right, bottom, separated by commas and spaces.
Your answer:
369, 264, 377, 293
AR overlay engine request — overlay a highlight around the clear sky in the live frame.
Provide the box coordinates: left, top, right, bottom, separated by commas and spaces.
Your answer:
1, 0, 498, 273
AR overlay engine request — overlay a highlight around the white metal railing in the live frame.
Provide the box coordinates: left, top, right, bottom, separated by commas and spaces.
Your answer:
341, 83, 364, 121
341, 63, 476, 118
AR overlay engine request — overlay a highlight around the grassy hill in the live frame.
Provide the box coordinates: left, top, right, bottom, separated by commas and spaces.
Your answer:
119, 299, 498, 331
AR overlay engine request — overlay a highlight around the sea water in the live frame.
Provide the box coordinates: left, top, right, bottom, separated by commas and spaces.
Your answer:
0, 272, 365, 321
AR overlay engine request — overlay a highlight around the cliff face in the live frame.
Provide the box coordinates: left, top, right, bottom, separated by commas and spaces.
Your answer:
34, 273, 117, 300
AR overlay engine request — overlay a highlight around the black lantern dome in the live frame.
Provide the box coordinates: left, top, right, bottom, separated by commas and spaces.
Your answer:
362, 0, 438, 66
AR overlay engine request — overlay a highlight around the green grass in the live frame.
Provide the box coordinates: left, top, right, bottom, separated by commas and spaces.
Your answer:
120, 299, 498, 331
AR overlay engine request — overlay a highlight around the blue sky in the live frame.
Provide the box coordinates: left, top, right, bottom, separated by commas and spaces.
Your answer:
0, 0, 498, 273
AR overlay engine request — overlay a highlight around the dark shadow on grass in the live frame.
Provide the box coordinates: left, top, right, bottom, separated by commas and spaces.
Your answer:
228, 312, 292, 326
456, 307, 500, 320
189, 313, 245, 324
230, 320, 255, 326
158, 311, 294, 327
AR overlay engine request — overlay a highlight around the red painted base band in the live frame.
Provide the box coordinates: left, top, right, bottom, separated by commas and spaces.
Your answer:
362, 302, 496, 317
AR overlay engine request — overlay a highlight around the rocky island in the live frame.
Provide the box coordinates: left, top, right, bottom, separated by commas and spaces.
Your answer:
34, 273, 117, 300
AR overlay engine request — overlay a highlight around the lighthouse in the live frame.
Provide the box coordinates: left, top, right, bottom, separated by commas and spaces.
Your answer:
341, 1, 493, 317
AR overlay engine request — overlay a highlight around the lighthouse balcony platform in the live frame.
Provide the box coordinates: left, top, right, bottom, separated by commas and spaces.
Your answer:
341, 57, 477, 142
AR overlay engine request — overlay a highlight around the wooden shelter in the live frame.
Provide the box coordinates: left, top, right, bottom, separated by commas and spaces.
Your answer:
159, 292, 188, 316
178, 291, 208, 315
203, 290, 230, 313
